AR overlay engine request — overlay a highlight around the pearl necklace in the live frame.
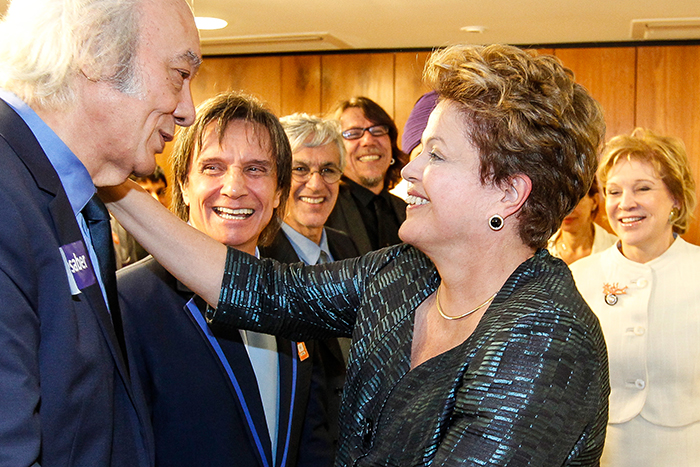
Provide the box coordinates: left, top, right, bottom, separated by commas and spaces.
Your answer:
435, 285, 497, 321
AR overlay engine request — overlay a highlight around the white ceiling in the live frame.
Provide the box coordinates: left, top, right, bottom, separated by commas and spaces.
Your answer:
2, 0, 699, 55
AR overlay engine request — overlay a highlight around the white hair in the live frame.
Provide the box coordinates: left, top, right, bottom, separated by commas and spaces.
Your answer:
280, 113, 346, 170
0, 0, 142, 109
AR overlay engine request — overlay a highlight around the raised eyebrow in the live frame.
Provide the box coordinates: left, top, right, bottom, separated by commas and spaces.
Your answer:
195, 153, 224, 165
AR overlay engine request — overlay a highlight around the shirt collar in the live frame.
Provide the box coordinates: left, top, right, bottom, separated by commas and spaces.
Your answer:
0, 89, 94, 215
280, 222, 332, 265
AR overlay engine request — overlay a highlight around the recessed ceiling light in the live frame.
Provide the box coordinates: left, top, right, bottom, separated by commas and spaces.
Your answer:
460, 25, 487, 33
195, 17, 228, 30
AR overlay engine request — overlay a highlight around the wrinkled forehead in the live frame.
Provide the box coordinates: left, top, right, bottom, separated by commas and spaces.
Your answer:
137, 0, 202, 66
293, 143, 342, 167
340, 107, 374, 128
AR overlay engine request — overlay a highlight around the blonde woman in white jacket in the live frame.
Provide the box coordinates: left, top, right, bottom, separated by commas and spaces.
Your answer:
571, 128, 700, 467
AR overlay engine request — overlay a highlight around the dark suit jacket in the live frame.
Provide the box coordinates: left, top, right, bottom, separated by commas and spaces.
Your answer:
325, 181, 406, 255
259, 227, 359, 454
0, 100, 152, 466
209, 246, 610, 466
118, 256, 333, 467
259, 226, 360, 265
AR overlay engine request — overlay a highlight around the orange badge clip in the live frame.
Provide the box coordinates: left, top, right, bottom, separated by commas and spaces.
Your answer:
297, 342, 309, 361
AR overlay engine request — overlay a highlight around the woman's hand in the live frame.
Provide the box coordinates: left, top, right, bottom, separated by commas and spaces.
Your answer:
99, 180, 226, 307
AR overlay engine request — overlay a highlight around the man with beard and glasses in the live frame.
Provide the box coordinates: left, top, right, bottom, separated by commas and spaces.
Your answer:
325, 97, 408, 254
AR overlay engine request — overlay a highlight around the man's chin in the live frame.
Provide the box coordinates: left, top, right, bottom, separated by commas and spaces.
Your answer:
131, 158, 158, 178
358, 175, 384, 189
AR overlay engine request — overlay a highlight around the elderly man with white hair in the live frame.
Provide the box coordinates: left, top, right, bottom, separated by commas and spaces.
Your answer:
0, 0, 201, 465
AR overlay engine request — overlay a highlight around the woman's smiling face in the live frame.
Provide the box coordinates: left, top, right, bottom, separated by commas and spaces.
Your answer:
605, 157, 678, 262
399, 100, 502, 253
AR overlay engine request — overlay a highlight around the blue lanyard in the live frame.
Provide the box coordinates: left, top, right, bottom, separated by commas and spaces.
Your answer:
187, 298, 298, 467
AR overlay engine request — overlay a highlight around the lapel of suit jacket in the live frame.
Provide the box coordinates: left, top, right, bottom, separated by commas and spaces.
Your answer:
260, 232, 301, 265
327, 227, 360, 261
274, 336, 308, 467
335, 185, 373, 254
0, 101, 132, 386
186, 295, 275, 467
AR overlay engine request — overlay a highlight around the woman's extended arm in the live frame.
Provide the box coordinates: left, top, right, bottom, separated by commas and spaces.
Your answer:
100, 180, 226, 306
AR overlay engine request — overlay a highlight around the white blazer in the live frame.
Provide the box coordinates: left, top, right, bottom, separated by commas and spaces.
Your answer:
570, 237, 700, 427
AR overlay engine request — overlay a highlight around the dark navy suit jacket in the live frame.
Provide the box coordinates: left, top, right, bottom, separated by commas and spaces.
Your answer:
325, 180, 406, 255
0, 100, 152, 466
259, 227, 360, 454
118, 255, 334, 467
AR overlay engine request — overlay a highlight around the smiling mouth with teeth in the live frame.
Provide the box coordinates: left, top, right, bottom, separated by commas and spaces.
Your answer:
406, 195, 429, 206
620, 216, 644, 224
358, 155, 381, 162
213, 207, 254, 219
299, 196, 325, 204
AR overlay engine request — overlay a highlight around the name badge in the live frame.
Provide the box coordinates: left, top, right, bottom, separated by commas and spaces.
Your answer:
297, 342, 309, 361
59, 240, 97, 295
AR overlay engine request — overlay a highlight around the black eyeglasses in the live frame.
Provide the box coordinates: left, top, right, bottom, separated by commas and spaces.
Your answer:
341, 125, 389, 140
291, 165, 343, 184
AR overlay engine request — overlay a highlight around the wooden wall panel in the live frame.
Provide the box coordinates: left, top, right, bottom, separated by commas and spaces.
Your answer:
555, 47, 637, 141
394, 51, 431, 146
534, 48, 555, 56
637, 45, 700, 245
320, 53, 395, 117
280, 55, 322, 117
191, 56, 283, 114
553, 48, 637, 234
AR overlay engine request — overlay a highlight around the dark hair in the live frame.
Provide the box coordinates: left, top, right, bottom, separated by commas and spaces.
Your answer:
334, 96, 408, 190
586, 177, 601, 218
169, 91, 292, 247
424, 44, 606, 249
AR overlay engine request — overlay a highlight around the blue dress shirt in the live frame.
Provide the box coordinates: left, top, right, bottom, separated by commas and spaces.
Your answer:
0, 89, 109, 307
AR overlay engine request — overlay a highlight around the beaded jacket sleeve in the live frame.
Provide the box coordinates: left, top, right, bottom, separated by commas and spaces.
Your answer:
207, 245, 610, 466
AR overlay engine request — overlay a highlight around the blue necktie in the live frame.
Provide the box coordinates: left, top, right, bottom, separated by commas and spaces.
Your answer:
83, 195, 128, 366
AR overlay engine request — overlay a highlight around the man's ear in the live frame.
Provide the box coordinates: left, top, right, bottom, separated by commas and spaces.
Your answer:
500, 174, 532, 219
180, 181, 190, 207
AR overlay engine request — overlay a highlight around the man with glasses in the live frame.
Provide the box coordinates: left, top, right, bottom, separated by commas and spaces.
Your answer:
260, 113, 359, 457
325, 97, 408, 254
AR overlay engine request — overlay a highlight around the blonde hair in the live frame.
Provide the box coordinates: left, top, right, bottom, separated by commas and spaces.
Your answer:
599, 128, 696, 234
0, 0, 141, 109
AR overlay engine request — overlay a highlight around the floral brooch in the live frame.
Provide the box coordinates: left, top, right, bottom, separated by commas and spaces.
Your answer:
603, 282, 627, 306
